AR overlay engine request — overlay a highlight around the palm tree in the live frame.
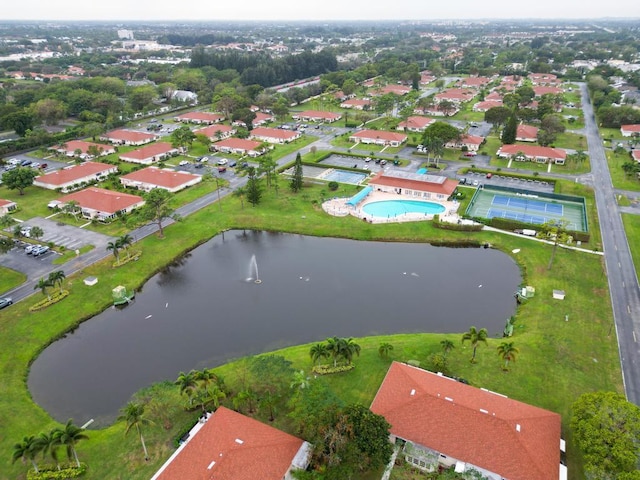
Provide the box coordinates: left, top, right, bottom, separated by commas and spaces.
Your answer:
290, 370, 310, 390
56, 420, 88, 468
119, 401, 153, 461
309, 343, 329, 365
175, 370, 198, 405
194, 368, 217, 392
497, 342, 520, 371
235, 388, 257, 413
35, 431, 61, 470
12, 435, 40, 472
461, 326, 489, 363
341, 338, 361, 365
440, 339, 455, 357
48, 270, 66, 294
325, 337, 344, 367
378, 342, 394, 359
259, 390, 278, 422
118, 234, 134, 258
34, 277, 53, 300
106, 240, 120, 261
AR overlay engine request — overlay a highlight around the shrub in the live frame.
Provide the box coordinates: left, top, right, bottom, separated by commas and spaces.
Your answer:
311, 364, 355, 375
27, 464, 87, 479
327, 181, 339, 191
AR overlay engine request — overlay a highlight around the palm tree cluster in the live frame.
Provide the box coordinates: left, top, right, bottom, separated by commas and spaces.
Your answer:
310, 336, 361, 367
33, 270, 66, 300
12, 420, 88, 474
106, 234, 134, 263
174, 368, 227, 413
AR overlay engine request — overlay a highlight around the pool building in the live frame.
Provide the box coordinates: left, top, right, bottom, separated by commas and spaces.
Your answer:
368, 171, 459, 200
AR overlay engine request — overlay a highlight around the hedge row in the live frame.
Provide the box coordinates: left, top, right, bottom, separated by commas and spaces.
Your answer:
27, 464, 86, 480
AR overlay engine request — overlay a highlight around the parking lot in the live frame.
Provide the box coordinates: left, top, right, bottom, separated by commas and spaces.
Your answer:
460, 171, 555, 194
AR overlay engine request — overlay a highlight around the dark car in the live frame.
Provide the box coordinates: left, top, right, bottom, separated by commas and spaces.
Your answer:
228, 160, 237, 167
217, 166, 227, 173
40, 163, 48, 169
20, 159, 32, 167
0, 297, 13, 310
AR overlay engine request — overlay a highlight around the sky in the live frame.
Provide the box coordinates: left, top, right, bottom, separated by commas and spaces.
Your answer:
3, 0, 639, 22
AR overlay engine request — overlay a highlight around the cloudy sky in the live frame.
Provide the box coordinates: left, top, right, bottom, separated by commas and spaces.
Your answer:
3, 0, 637, 21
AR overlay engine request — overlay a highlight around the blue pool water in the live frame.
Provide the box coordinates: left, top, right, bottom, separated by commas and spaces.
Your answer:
362, 200, 446, 218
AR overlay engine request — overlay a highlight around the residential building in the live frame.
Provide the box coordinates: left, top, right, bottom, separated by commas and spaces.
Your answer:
621, 124, 640, 137
151, 407, 311, 480
370, 362, 564, 480
368, 171, 458, 200
472, 100, 503, 112
50, 140, 115, 159
533, 86, 563, 97
434, 88, 476, 105
119, 142, 179, 165
58, 187, 144, 221
397, 116, 434, 132
34, 162, 118, 192
340, 98, 372, 110
632, 150, 640, 162
497, 144, 567, 165
291, 110, 342, 123
101, 129, 157, 146
371, 84, 411, 96
528, 73, 560, 86
211, 138, 264, 156
175, 112, 225, 124
516, 125, 539, 142
459, 76, 493, 89
349, 129, 407, 147
120, 167, 201, 193
250, 127, 300, 144
232, 112, 274, 128
194, 124, 235, 140
0, 199, 17, 215
445, 134, 484, 152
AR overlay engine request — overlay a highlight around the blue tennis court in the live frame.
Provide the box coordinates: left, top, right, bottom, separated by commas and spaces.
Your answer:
487, 208, 547, 225
491, 195, 564, 215
323, 169, 367, 185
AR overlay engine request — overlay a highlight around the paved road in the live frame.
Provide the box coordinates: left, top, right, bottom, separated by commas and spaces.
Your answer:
580, 82, 640, 405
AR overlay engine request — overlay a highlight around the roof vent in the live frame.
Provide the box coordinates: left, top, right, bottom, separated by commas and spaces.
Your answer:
235, 438, 244, 444
445, 397, 453, 402
410, 389, 416, 396
479, 408, 489, 414
516, 424, 521, 432
207, 461, 216, 470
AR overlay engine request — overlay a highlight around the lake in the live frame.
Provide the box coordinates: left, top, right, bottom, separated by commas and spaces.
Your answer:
28, 231, 521, 426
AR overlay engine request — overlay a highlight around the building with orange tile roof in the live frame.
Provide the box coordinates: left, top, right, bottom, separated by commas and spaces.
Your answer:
34, 162, 118, 192
397, 116, 435, 132
211, 138, 264, 156
349, 129, 407, 147
119, 142, 179, 165
58, 187, 144, 221
370, 362, 564, 480
194, 124, 235, 140
533, 86, 563, 97
50, 140, 115, 159
0, 199, 17, 215
151, 407, 311, 480
291, 110, 342, 123
101, 129, 158, 146
368, 171, 458, 200
516, 124, 539, 142
340, 98, 372, 110
497, 144, 567, 165
120, 167, 201, 193
175, 112, 225, 124
621, 124, 640, 137
250, 127, 300, 144
445, 134, 485, 152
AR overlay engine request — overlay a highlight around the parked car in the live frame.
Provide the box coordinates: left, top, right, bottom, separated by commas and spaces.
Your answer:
0, 297, 13, 310
228, 160, 237, 167
194, 163, 204, 169
31, 162, 40, 169
199, 156, 209, 163
380, 159, 387, 165
25, 244, 39, 254
217, 158, 228, 166
486, 172, 493, 179
217, 166, 227, 173
32, 245, 50, 257
20, 159, 32, 167
20, 226, 31, 237
40, 163, 48, 169
178, 160, 190, 167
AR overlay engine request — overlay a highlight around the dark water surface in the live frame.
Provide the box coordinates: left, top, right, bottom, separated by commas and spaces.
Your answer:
28, 231, 520, 426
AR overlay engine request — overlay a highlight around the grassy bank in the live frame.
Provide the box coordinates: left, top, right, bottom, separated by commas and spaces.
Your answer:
0, 266, 25, 293
0, 181, 620, 480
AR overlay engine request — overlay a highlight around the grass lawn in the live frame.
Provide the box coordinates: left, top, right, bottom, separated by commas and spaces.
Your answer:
0, 181, 620, 480
0, 265, 26, 293
554, 131, 588, 151
606, 149, 640, 191
622, 214, 640, 276
0, 185, 60, 221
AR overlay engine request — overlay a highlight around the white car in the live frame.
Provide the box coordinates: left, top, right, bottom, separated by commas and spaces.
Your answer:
217, 158, 228, 166
31, 162, 40, 168
178, 160, 190, 167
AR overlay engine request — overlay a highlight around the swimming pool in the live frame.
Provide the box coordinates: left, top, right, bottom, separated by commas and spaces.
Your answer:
362, 200, 446, 218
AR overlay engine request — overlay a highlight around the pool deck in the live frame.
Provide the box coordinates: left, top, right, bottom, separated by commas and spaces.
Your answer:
322, 191, 460, 224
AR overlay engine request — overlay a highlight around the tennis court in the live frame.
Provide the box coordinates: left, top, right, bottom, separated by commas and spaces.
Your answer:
467, 186, 587, 232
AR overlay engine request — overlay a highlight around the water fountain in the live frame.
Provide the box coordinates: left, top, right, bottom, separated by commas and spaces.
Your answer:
248, 254, 261, 284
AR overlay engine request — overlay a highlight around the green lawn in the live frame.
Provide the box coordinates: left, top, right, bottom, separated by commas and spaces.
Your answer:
554, 132, 588, 151
0, 185, 60, 221
606, 150, 640, 192
622, 214, 640, 276
0, 180, 620, 480
0, 266, 26, 293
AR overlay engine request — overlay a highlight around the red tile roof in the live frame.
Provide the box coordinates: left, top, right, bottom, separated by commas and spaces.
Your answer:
55, 140, 114, 155
35, 162, 116, 186
473, 100, 503, 111
195, 125, 234, 138
104, 129, 157, 143
154, 407, 307, 480
398, 116, 434, 129
516, 124, 539, 140
251, 127, 298, 140
293, 110, 342, 121
633, 150, 640, 162
0, 199, 16, 208
119, 142, 177, 161
459, 134, 484, 145
371, 362, 561, 480
435, 88, 476, 101
121, 167, 200, 189
59, 187, 144, 215
621, 124, 640, 134
498, 144, 566, 160
533, 86, 563, 96
176, 112, 225, 123
368, 171, 458, 196
340, 98, 371, 107
350, 129, 407, 143
214, 138, 262, 151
